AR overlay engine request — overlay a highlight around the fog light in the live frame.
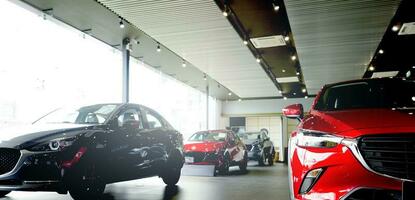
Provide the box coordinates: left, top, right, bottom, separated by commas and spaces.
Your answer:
300, 168, 324, 194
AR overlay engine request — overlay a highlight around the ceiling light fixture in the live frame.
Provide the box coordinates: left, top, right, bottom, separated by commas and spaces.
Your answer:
203, 74, 207, 81
182, 60, 187, 68
256, 57, 261, 63
378, 49, 384, 54
238, 99, 242, 102
392, 25, 400, 32
296, 72, 300, 75
291, 55, 297, 61
156, 43, 161, 52
119, 18, 125, 29
282, 69, 286, 73
284, 36, 290, 42
305, 96, 308, 99
283, 97, 287, 100
243, 40, 248, 45
228, 92, 232, 96
368, 66, 375, 71
273, 3, 280, 11
302, 88, 307, 93
293, 92, 297, 95
278, 90, 282, 94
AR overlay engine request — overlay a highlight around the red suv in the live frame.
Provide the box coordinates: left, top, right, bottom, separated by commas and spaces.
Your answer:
283, 78, 415, 200
183, 130, 248, 174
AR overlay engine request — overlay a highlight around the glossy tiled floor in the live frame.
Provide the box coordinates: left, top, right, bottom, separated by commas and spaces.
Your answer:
6, 162, 289, 200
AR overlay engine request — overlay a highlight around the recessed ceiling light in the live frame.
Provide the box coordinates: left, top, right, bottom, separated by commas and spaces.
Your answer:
276, 76, 299, 83
368, 66, 375, 71
412, 96, 415, 101
182, 61, 187, 68
243, 40, 248, 45
296, 72, 300, 75
238, 99, 242, 102
228, 92, 232, 96
203, 74, 207, 81
291, 55, 297, 61
284, 36, 290, 41
278, 90, 282, 94
392, 25, 400, 32
156, 44, 161, 52
283, 97, 287, 100
282, 69, 286, 73
378, 49, 384, 54
256, 58, 261, 63
302, 88, 307, 93
305, 96, 308, 99
293, 92, 297, 95
273, 3, 280, 11
223, 10, 228, 17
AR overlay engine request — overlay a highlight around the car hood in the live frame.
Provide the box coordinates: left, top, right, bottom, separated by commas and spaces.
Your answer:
302, 108, 415, 137
184, 141, 225, 153
0, 123, 97, 149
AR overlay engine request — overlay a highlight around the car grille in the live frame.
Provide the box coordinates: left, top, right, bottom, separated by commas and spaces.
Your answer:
184, 152, 217, 162
358, 134, 415, 181
0, 148, 21, 175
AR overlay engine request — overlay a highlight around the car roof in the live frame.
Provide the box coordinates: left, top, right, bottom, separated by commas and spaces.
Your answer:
323, 77, 413, 90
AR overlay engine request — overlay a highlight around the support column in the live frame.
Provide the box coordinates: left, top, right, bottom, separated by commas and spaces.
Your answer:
206, 85, 209, 130
122, 38, 130, 103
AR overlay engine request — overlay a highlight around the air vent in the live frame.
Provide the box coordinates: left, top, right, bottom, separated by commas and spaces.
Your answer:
371, 71, 399, 78
399, 22, 415, 35
250, 35, 286, 48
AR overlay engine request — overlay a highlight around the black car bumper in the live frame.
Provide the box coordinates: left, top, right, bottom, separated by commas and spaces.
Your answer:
0, 149, 65, 193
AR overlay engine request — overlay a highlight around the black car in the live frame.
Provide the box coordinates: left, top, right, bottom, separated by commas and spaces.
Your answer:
238, 131, 275, 166
0, 103, 184, 200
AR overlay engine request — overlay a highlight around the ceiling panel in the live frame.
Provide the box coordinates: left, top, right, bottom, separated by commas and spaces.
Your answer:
284, 0, 401, 94
98, 0, 279, 98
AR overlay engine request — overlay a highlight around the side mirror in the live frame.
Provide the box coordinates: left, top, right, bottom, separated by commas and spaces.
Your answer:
282, 104, 304, 120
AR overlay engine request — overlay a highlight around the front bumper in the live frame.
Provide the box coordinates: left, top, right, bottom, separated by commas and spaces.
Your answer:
292, 142, 402, 200
183, 151, 223, 167
0, 150, 64, 192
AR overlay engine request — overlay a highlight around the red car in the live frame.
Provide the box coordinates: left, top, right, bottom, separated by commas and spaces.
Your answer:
183, 130, 248, 174
283, 78, 415, 200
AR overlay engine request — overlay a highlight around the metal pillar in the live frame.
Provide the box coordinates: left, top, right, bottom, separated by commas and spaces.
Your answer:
122, 38, 130, 103
206, 85, 209, 130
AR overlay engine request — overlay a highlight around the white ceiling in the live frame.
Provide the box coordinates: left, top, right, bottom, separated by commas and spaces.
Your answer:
98, 0, 279, 98
284, 0, 401, 94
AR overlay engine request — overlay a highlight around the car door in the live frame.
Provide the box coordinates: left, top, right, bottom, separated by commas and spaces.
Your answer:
140, 106, 171, 167
106, 106, 147, 181
227, 131, 245, 162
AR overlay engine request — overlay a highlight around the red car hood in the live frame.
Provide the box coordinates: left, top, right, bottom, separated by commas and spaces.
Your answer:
302, 108, 415, 138
184, 141, 225, 153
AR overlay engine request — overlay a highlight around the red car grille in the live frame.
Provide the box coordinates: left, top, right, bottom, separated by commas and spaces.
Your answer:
358, 134, 415, 181
0, 148, 20, 175
184, 152, 217, 162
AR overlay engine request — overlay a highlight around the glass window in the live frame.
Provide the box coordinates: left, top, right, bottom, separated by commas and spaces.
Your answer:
145, 111, 163, 129
117, 108, 143, 129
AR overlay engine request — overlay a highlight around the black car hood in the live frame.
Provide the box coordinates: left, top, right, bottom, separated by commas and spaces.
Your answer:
0, 123, 97, 149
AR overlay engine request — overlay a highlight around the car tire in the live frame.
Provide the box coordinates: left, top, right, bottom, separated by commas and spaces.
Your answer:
239, 153, 248, 172
68, 166, 105, 200
258, 153, 265, 166
268, 153, 274, 166
218, 154, 230, 175
0, 191, 10, 197
161, 149, 183, 186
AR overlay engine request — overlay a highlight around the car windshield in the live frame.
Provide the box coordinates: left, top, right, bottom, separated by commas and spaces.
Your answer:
239, 132, 261, 140
188, 132, 227, 142
33, 104, 119, 124
315, 79, 415, 111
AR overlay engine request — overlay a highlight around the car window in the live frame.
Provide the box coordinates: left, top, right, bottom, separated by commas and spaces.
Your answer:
117, 108, 143, 129
144, 111, 163, 129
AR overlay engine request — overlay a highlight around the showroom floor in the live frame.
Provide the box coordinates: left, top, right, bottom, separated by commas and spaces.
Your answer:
7, 162, 288, 200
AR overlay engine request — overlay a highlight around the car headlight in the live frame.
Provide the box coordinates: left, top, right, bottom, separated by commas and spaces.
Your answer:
296, 130, 343, 148
29, 137, 77, 152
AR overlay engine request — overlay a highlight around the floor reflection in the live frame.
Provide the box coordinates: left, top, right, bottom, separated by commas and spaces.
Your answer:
7, 163, 288, 200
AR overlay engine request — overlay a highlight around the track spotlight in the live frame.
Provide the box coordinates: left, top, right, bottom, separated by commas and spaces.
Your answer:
156, 43, 161, 52
256, 57, 261, 63
273, 3, 280, 11
378, 49, 384, 54
203, 74, 207, 81
119, 18, 125, 29
392, 25, 400, 32
182, 60, 187, 68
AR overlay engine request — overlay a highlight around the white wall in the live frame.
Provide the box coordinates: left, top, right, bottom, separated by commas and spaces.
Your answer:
222, 98, 315, 116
